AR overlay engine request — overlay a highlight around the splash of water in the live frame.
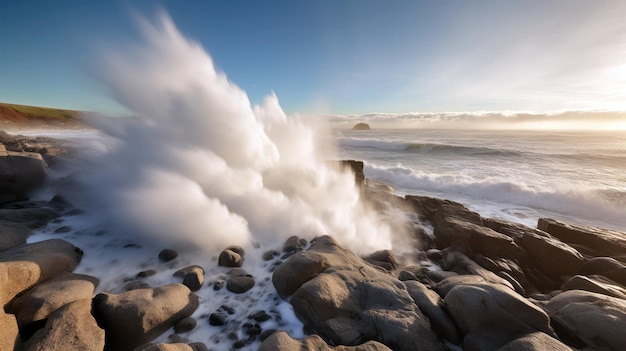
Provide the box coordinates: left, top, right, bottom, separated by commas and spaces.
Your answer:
78, 12, 396, 255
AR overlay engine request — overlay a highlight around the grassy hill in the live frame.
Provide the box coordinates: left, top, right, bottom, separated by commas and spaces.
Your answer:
0, 102, 85, 128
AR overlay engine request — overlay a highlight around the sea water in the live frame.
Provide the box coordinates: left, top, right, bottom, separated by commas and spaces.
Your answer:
337, 128, 626, 231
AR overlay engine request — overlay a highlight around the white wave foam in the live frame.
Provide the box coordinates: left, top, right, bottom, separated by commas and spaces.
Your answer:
365, 163, 626, 228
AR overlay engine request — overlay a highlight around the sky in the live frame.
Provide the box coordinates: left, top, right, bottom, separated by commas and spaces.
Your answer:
1, 0, 625, 118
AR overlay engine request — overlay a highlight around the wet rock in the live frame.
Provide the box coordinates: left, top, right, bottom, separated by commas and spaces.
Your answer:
0, 207, 60, 228
0, 150, 45, 204
0, 239, 83, 305
218, 249, 243, 267
209, 312, 226, 326
274, 235, 444, 351
92, 284, 199, 351
437, 218, 520, 259
174, 265, 205, 291
495, 332, 572, 351
225, 245, 245, 256
158, 249, 178, 262
22, 299, 105, 351
248, 310, 271, 322
282, 235, 307, 253
174, 317, 196, 333
122, 280, 151, 291
538, 218, 626, 257
262, 250, 279, 261
397, 270, 417, 281
53, 226, 72, 233
518, 229, 584, 279
137, 269, 157, 278
212, 280, 225, 291
0, 219, 31, 252
543, 290, 626, 350
445, 283, 555, 351
188, 342, 209, 351
134, 343, 193, 351
440, 251, 514, 290
364, 249, 398, 271
561, 274, 626, 299
404, 280, 460, 344
260, 329, 277, 341
6, 272, 99, 338
259, 331, 392, 351
426, 249, 444, 262
435, 275, 490, 297
426, 270, 459, 283
226, 269, 255, 293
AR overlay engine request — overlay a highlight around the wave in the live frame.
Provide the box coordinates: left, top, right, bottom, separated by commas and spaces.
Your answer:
364, 163, 626, 228
338, 137, 521, 157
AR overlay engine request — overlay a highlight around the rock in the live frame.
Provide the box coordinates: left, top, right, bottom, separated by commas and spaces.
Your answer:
435, 275, 489, 297
282, 235, 308, 253
209, 312, 226, 326
0, 207, 59, 228
0, 219, 31, 251
0, 150, 45, 204
174, 265, 205, 291
188, 342, 209, 351
274, 235, 443, 351
0, 239, 83, 304
543, 290, 626, 349
561, 274, 626, 299
0, 311, 19, 351
248, 310, 271, 322
579, 256, 624, 275
174, 317, 196, 333
436, 218, 520, 259
426, 249, 444, 262
224, 245, 245, 256
262, 250, 279, 261
445, 283, 555, 351
426, 270, 459, 283
405, 195, 482, 226
352, 123, 371, 130
364, 249, 398, 271
22, 299, 105, 351
404, 280, 460, 344
397, 270, 417, 281
259, 331, 392, 351
158, 249, 178, 262
218, 249, 243, 267
518, 229, 584, 279
92, 284, 199, 351
339, 160, 366, 187
272, 251, 329, 298
134, 344, 193, 351
495, 332, 573, 351
137, 269, 157, 278
6, 272, 99, 338
226, 269, 255, 293
260, 329, 277, 341
537, 218, 626, 256
440, 251, 514, 290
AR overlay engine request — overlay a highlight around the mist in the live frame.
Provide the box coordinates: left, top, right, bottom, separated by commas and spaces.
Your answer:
72, 12, 398, 255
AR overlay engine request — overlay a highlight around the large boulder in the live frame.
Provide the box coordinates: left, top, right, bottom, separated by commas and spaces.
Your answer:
561, 274, 626, 299
0, 239, 83, 304
0, 219, 31, 251
0, 148, 46, 204
6, 272, 99, 336
444, 283, 555, 351
0, 311, 20, 351
518, 230, 584, 279
537, 218, 626, 257
495, 332, 572, 351
21, 299, 105, 351
543, 290, 626, 349
403, 280, 460, 344
92, 284, 199, 351
0, 206, 59, 228
273, 236, 444, 351
259, 331, 392, 351
435, 218, 520, 259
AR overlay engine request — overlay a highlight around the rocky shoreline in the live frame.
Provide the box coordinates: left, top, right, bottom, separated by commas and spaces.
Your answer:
1, 133, 626, 351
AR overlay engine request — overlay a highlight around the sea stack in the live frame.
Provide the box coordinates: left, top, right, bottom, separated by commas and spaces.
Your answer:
352, 122, 370, 130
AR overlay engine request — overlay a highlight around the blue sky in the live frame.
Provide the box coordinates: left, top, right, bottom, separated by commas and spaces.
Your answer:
1, 1, 625, 116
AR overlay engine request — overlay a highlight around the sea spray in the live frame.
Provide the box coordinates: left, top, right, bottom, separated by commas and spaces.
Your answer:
74, 11, 399, 255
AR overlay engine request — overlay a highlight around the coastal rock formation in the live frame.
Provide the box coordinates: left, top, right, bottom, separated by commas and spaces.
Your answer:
495, 332, 572, 351
92, 284, 199, 351
0, 219, 31, 251
352, 122, 371, 130
543, 290, 626, 349
272, 235, 444, 351
443, 282, 555, 351
259, 331, 392, 350
538, 218, 626, 257
21, 299, 105, 351
0, 143, 46, 204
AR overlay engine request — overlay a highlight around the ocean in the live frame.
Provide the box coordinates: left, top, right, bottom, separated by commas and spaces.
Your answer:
337, 128, 626, 231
